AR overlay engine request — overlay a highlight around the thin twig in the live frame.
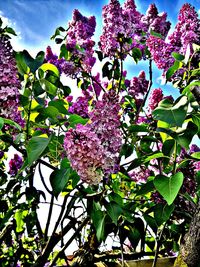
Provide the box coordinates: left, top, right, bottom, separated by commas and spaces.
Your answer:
38, 162, 53, 195
44, 194, 54, 241
38, 159, 57, 171
49, 217, 89, 267
152, 222, 167, 267
135, 59, 153, 123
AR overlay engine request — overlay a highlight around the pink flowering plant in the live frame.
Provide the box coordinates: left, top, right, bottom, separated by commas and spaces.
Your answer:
0, 1, 200, 266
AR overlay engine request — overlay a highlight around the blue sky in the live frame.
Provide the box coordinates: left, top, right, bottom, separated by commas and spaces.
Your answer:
1, 0, 200, 96
1, 0, 200, 53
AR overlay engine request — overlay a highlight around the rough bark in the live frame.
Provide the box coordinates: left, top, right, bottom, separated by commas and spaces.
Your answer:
180, 200, 200, 267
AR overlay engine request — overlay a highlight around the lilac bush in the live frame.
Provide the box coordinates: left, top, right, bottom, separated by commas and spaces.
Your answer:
0, 1, 200, 266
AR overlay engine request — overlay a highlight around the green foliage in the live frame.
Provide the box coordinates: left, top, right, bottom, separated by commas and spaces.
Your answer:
153, 96, 188, 127
0, 8, 199, 267
26, 136, 51, 166
154, 172, 184, 205
50, 168, 70, 198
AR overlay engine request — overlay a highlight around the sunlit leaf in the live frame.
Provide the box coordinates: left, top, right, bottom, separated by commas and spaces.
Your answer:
154, 172, 184, 205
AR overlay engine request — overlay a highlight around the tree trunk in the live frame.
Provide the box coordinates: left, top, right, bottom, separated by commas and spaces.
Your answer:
180, 200, 200, 267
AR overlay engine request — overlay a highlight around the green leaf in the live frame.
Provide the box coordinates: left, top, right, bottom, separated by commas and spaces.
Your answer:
154, 203, 175, 226
49, 100, 68, 115
68, 114, 88, 128
102, 61, 112, 79
14, 210, 28, 232
91, 210, 106, 241
150, 29, 162, 38
44, 106, 60, 119
3, 118, 22, 131
59, 44, 69, 60
166, 61, 182, 80
50, 168, 70, 198
162, 139, 175, 156
191, 152, 200, 160
172, 52, 185, 61
172, 122, 198, 149
182, 81, 200, 96
96, 50, 104, 61
192, 114, 200, 133
193, 43, 200, 52
154, 172, 184, 205
143, 152, 165, 163
105, 201, 122, 225
33, 80, 45, 96
136, 180, 155, 196
129, 124, 148, 133
0, 117, 4, 130
15, 51, 30, 75
40, 78, 58, 96
5, 26, 17, 36
143, 214, 157, 234
120, 143, 134, 158
152, 96, 188, 127
27, 136, 51, 166
132, 48, 142, 63
157, 120, 170, 142
39, 63, 60, 77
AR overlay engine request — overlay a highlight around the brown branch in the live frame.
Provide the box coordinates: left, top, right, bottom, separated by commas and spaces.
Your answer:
49, 217, 90, 267
135, 59, 153, 123
94, 251, 156, 262
180, 200, 200, 267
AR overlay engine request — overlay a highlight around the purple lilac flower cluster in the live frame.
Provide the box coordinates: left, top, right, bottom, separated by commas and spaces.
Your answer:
68, 95, 90, 118
0, 36, 24, 127
66, 9, 96, 72
190, 145, 200, 173
64, 124, 105, 184
9, 154, 23, 176
45, 10, 96, 76
128, 71, 149, 99
141, 4, 171, 38
147, 3, 200, 75
129, 167, 150, 183
90, 90, 122, 175
99, 0, 170, 57
64, 90, 122, 184
45, 46, 78, 77
148, 88, 163, 111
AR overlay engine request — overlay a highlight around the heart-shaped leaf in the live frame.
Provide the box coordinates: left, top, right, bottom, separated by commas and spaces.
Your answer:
154, 172, 184, 205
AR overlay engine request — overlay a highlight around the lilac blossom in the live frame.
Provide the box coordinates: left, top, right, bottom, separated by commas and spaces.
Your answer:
148, 88, 163, 111
90, 89, 122, 175
0, 36, 24, 127
129, 167, 150, 183
141, 4, 171, 38
45, 10, 96, 75
45, 46, 79, 77
64, 89, 122, 183
64, 124, 105, 185
99, 0, 124, 57
9, 154, 23, 176
146, 36, 177, 72
66, 9, 96, 72
128, 71, 149, 98
168, 3, 200, 54
147, 4, 200, 75
68, 96, 90, 118
190, 144, 200, 154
